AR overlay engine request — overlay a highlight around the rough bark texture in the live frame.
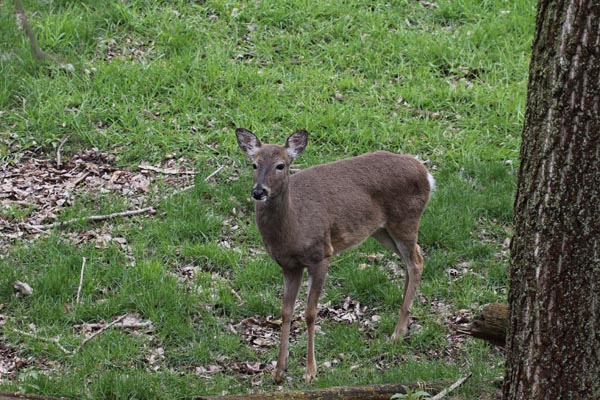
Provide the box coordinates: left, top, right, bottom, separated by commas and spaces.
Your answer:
503, 0, 600, 399
465, 303, 508, 347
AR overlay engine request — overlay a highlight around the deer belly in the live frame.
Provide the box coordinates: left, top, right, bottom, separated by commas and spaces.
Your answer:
330, 229, 372, 254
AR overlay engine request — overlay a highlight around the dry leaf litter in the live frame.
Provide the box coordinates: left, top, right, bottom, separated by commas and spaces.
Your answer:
1, 148, 200, 381
1, 148, 196, 251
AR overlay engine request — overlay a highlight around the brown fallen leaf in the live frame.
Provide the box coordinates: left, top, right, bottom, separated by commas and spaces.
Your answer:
147, 347, 165, 371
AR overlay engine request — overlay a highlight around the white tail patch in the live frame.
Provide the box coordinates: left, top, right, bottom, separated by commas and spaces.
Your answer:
427, 173, 436, 195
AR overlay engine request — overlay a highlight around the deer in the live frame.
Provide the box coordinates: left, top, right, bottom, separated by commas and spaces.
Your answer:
235, 128, 434, 383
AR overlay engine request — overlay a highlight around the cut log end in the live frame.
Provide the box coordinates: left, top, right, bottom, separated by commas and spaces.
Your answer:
459, 303, 508, 347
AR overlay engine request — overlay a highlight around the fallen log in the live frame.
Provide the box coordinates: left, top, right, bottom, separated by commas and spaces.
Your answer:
196, 381, 451, 400
457, 303, 508, 347
0, 392, 68, 400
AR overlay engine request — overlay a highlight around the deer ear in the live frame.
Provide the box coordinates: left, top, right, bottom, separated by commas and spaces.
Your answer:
236, 128, 261, 158
285, 130, 308, 160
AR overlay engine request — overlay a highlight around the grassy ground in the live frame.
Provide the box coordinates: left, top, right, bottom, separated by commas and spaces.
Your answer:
0, 0, 535, 399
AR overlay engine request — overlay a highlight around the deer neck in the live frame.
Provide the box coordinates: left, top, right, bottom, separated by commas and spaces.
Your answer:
255, 186, 297, 244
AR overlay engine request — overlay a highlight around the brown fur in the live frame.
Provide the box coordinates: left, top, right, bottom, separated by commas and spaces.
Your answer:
236, 128, 433, 383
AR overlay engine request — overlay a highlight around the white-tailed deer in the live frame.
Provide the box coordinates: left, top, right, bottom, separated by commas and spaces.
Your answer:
236, 128, 434, 383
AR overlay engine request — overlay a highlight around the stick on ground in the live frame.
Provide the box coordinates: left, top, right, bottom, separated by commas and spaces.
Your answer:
204, 165, 225, 182
166, 165, 224, 199
74, 314, 128, 353
74, 320, 153, 331
12, 329, 72, 355
75, 257, 86, 306
28, 206, 156, 230
138, 164, 197, 175
56, 135, 70, 169
431, 374, 471, 400
13, 0, 62, 63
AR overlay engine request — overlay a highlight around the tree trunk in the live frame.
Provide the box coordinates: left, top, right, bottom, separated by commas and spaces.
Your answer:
503, 0, 600, 399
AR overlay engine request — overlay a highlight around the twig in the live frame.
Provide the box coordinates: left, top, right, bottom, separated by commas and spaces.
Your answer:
204, 165, 225, 182
138, 164, 197, 175
75, 257, 86, 306
12, 328, 72, 355
12, 315, 145, 356
142, 109, 158, 120
28, 206, 155, 230
21, 223, 47, 234
349, 352, 389, 371
74, 320, 153, 331
165, 165, 224, 199
431, 373, 472, 400
56, 135, 70, 169
231, 288, 244, 304
1, 199, 37, 208
168, 184, 195, 199
13, 0, 60, 62
74, 314, 128, 353
65, 171, 90, 189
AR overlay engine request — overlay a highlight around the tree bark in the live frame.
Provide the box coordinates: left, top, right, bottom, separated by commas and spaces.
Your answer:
503, 0, 600, 399
462, 303, 508, 347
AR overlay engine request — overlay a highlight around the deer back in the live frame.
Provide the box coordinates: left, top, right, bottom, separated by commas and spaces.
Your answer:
256, 151, 431, 266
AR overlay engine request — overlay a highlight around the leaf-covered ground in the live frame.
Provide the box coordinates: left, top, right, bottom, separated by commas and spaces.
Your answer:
0, 0, 535, 398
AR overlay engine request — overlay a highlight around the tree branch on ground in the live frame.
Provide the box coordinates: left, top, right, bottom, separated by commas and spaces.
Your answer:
431, 374, 471, 400
25, 207, 156, 230
74, 314, 128, 353
13, 0, 60, 62
55, 135, 70, 169
138, 164, 197, 175
75, 257, 86, 306
196, 381, 452, 400
11, 329, 72, 355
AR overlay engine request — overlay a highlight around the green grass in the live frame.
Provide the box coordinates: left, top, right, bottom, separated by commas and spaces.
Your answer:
1, 0, 534, 398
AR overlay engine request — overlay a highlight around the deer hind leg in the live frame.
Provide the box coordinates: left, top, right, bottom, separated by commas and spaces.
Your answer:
372, 226, 424, 340
391, 240, 423, 340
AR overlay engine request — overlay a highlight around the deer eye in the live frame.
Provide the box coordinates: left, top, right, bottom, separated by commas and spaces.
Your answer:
275, 163, 285, 171
252, 163, 258, 170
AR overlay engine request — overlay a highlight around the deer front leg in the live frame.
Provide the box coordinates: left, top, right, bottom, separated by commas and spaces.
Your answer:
273, 268, 303, 383
304, 262, 328, 383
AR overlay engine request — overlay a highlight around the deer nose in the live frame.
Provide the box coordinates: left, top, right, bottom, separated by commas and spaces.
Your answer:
252, 187, 268, 201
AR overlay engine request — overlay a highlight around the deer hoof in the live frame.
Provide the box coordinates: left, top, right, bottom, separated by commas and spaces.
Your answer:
304, 363, 317, 383
390, 330, 407, 342
272, 368, 284, 383
304, 371, 316, 384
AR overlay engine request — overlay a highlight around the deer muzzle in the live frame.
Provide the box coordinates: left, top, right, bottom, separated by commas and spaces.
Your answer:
252, 185, 269, 202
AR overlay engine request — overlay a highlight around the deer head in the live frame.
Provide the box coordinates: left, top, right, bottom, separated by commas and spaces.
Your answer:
236, 128, 308, 202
